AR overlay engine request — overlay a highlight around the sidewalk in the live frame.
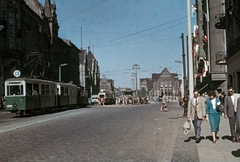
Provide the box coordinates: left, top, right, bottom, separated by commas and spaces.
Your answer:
197, 114, 240, 162
175, 107, 240, 162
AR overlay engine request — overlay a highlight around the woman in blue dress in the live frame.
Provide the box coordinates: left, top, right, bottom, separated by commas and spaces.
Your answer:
206, 90, 221, 143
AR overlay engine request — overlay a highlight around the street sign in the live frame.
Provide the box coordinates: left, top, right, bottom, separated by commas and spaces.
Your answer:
13, 70, 21, 77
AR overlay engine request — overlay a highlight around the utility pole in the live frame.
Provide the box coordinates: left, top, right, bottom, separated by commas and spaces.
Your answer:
132, 64, 140, 96
181, 33, 188, 116
80, 27, 82, 49
187, 0, 194, 99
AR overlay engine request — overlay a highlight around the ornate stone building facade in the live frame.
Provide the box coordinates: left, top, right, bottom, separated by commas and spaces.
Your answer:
152, 68, 180, 98
99, 77, 114, 94
0, 0, 101, 100
140, 68, 180, 100
0, 0, 59, 98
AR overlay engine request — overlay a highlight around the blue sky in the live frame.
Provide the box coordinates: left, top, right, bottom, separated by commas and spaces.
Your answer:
39, 0, 196, 88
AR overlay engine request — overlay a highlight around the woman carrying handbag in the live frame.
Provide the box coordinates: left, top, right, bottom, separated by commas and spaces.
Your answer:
205, 90, 221, 143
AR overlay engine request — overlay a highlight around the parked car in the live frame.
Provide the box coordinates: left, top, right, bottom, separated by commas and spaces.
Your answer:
91, 95, 99, 104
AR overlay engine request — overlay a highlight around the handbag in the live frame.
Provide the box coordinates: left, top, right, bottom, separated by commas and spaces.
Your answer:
183, 121, 191, 134
216, 101, 223, 112
216, 104, 223, 112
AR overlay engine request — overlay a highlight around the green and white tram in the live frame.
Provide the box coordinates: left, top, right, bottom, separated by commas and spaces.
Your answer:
5, 77, 89, 116
5, 77, 56, 115
56, 82, 78, 108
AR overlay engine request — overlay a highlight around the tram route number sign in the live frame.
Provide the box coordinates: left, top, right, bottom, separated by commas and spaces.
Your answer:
13, 70, 21, 77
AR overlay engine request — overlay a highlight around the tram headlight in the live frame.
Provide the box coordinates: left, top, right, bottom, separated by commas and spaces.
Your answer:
12, 103, 17, 107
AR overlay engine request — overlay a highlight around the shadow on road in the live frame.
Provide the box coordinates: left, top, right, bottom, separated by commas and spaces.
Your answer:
221, 135, 232, 142
184, 136, 205, 142
231, 149, 240, 157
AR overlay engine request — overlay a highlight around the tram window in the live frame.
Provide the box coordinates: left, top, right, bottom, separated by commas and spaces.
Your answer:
61, 87, 64, 95
26, 83, 32, 95
32, 84, 39, 95
65, 87, 68, 95
50, 85, 54, 95
7, 85, 23, 96
46, 85, 50, 95
41, 84, 46, 95
57, 88, 60, 95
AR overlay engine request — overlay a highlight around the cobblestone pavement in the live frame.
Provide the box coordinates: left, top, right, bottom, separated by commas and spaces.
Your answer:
171, 114, 199, 162
1, 101, 239, 162
0, 101, 181, 162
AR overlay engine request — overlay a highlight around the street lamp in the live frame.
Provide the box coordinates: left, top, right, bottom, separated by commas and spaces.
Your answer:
59, 63, 67, 82
175, 33, 188, 117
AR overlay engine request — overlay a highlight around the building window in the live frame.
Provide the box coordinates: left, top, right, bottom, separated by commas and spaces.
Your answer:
228, 74, 233, 87
9, 36, 13, 49
39, 25, 42, 33
9, 11, 13, 25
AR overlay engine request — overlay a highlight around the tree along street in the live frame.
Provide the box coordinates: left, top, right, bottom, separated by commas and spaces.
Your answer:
0, 101, 182, 161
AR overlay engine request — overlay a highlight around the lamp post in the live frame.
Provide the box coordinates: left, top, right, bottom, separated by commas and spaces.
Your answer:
59, 63, 67, 82
175, 33, 188, 116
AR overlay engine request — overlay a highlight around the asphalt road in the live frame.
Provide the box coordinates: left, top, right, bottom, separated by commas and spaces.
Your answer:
0, 101, 183, 162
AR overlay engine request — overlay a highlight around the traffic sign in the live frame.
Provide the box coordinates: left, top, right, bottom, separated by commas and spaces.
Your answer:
13, 70, 21, 77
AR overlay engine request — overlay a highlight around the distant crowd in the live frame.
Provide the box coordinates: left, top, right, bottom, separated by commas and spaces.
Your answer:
116, 96, 148, 105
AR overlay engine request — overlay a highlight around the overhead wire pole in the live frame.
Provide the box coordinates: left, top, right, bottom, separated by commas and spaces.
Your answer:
181, 33, 188, 117
80, 27, 82, 49
187, 0, 194, 99
132, 64, 140, 96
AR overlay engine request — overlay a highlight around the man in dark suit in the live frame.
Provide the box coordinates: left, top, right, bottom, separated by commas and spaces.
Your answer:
224, 86, 240, 142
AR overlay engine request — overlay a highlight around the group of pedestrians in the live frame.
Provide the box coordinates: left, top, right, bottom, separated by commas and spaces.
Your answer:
187, 86, 240, 144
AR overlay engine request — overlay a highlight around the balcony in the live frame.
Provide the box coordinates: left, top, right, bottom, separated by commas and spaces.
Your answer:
215, 51, 227, 65
215, 13, 226, 29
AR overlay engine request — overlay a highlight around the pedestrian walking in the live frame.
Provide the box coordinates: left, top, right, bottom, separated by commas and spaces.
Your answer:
224, 86, 240, 143
204, 92, 209, 101
187, 89, 206, 143
205, 90, 221, 143
160, 93, 168, 112
201, 92, 206, 103
1, 95, 6, 111
219, 91, 226, 116
219, 92, 226, 104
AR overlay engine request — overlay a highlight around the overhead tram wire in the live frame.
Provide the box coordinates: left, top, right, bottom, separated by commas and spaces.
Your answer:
94, 16, 187, 47
94, 20, 186, 49
59, 0, 107, 24
94, 37, 179, 49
